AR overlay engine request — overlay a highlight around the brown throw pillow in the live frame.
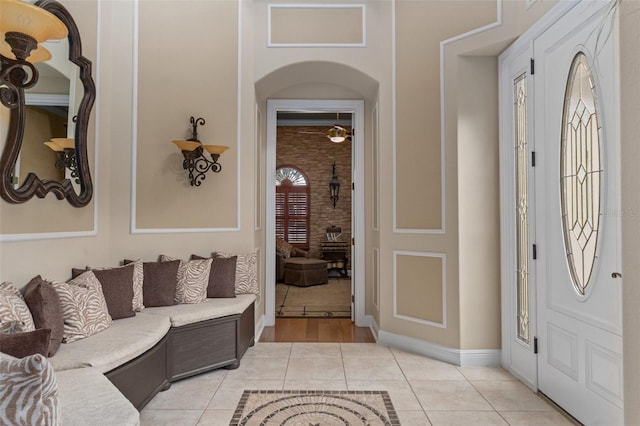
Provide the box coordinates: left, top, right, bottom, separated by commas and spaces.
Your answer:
92, 265, 135, 319
0, 328, 51, 358
142, 260, 180, 307
191, 255, 237, 298
23, 276, 64, 357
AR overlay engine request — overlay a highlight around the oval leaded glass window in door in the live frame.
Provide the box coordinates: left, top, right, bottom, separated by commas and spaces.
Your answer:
560, 52, 602, 296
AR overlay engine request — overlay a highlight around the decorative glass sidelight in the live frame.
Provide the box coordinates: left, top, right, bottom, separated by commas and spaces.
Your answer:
514, 73, 530, 343
560, 52, 602, 296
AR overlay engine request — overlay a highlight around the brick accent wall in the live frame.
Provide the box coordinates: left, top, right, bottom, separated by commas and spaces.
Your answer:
277, 126, 352, 267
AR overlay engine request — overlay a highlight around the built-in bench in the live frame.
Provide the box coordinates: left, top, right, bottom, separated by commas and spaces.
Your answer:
52, 294, 256, 422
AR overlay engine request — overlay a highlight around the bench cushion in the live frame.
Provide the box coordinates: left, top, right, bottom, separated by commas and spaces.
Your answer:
57, 367, 139, 426
142, 294, 256, 327
50, 313, 170, 374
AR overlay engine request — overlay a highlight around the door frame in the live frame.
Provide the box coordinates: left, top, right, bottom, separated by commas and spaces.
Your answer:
498, 0, 580, 389
265, 99, 366, 327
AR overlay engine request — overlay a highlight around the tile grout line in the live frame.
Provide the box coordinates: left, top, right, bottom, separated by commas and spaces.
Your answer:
390, 347, 434, 424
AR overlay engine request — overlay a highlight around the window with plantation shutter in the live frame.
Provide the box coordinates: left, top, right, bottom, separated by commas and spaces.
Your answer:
275, 166, 310, 250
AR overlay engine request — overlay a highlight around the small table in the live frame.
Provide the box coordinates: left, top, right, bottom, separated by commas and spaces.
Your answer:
320, 241, 349, 278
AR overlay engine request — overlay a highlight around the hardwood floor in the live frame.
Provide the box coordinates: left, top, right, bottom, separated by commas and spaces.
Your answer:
259, 318, 375, 343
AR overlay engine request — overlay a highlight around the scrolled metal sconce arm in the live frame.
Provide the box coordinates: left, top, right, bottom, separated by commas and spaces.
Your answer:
172, 116, 228, 187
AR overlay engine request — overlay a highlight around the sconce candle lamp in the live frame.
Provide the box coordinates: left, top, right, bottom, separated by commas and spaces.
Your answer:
172, 116, 229, 187
329, 161, 340, 208
0, 0, 68, 96
44, 138, 79, 183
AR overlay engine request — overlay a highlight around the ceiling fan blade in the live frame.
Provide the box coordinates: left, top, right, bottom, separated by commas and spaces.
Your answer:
298, 131, 326, 135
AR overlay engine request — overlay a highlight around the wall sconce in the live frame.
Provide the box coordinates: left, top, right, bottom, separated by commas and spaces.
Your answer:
44, 138, 79, 183
0, 0, 68, 97
172, 116, 229, 187
329, 161, 340, 208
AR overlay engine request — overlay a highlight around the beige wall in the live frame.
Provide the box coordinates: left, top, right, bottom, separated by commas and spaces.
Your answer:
270, 6, 364, 45
457, 56, 501, 349
0, 0, 101, 282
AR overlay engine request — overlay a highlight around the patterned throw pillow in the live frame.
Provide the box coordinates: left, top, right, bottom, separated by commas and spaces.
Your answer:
0, 282, 36, 333
275, 237, 293, 258
131, 261, 144, 311
113, 260, 146, 312
159, 255, 212, 304
214, 252, 259, 295
0, 321, 26, 334
50, 271, 112, 343
0, 352, 60, 425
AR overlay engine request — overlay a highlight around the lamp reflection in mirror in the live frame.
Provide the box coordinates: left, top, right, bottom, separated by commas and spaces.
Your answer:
44, 138, 78, 183
329, 161, 340, 208
172, 116, 229, 187
0, 0, 68, 98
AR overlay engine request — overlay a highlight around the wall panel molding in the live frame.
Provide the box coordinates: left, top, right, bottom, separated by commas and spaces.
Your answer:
393, 250, 446, 328
392, 0, 503, 234
0, 0, 102, 242
268, 4, 366, 47
130, 0, 241, 234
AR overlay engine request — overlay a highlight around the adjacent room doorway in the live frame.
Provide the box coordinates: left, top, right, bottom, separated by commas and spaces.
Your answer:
265, 99, 366, 328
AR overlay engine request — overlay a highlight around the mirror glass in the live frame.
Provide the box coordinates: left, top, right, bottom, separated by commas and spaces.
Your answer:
0, 0, 95, 207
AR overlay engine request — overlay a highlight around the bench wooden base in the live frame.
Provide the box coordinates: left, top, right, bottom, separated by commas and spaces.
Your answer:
105, 302, 255, 410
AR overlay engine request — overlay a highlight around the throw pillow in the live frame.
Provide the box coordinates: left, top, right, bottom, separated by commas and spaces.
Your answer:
191, 255, 238, 298
142, 260, 180, 307
0, 321, 26, 334
275, 237, 294, 258
213, 252, 259, 295
0, 352, 60, 425
159, 255, 212, 304
0, 282, 35, 333
23, 276, 64, 357
50, 271, 112, 343
71, 265, 135, 320
0, 328, 51, 358
122, 260, 145, 312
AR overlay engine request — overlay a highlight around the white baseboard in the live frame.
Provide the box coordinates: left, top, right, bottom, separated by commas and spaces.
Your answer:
254, 313, 265, 342
365, 315, 380, 342
378, 330, 501, 366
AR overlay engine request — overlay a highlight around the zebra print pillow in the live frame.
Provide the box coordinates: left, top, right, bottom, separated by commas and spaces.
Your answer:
213, 252, 259, 296
131, 261, 144, 311
50, 271, 112, 343
0, 352, 60, 426
0, 282, 36, 333
159, 255, 212, 304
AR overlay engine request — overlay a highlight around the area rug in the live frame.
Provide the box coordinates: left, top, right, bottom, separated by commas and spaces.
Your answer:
230, 390, 400, 425
276, 279, 351, 318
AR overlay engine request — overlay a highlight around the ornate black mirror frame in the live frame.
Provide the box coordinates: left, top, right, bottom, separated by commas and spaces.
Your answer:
0, 0, 96, 207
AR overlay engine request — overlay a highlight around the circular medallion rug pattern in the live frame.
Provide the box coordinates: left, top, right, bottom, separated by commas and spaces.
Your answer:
230, 390, 400, 425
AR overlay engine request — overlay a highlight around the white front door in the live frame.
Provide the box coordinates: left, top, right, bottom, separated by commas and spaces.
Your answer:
534, 2, 623, 424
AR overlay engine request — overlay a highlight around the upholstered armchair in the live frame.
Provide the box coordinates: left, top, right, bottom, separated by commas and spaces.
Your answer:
275, 238, 309, 282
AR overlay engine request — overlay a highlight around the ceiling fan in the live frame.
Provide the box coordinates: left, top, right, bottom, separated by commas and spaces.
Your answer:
298, 113, 353, 143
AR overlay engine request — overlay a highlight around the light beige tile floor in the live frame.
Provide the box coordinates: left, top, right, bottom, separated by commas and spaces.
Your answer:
140, 342, 573, 426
